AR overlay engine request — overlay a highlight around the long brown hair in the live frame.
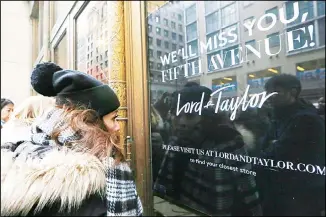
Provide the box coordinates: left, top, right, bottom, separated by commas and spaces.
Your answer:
51, 103, 125, 162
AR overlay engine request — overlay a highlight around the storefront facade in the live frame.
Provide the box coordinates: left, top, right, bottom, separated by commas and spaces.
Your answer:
30, 1, 325, 216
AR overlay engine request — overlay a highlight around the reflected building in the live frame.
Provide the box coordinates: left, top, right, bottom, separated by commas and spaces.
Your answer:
147, 2, 187, 102
85, 2, 108, 81
182, 1, 325, 102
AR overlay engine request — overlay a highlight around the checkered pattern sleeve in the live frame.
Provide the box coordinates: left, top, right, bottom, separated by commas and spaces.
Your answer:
225, 137, 262, 216
106, 159, 143, 216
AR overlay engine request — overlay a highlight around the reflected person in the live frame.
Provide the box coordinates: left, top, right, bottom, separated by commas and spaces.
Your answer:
154, 84, 262, 216
258, 74, 325, 216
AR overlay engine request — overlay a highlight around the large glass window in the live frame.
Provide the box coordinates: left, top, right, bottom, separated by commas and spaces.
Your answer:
247, 67, 281, 94
75, 1, 109, 81
146, 2, 325, 217
211, 75, 237, 97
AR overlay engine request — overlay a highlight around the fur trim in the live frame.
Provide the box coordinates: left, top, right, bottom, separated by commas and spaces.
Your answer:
1, 120, 31, 145
1, 148, 107, 216
234, 123, 256, 150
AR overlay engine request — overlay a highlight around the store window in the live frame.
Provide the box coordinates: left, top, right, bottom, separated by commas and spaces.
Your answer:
211, 75, 237, 98
296, 58, 325, 101
54, 32, 68, 69
247, 67, 281, 94
75, 1, 109, 81
146, 1, 325, 216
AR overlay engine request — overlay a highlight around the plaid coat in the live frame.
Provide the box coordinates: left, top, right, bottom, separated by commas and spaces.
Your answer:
1, 108, 143, 216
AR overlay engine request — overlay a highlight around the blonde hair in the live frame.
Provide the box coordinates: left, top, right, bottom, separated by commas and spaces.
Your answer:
10, 95, 55, 125
52, 103, 124, 162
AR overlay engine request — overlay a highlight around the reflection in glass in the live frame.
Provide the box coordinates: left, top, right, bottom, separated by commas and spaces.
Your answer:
186, 4, 196, 24
221, 2, 237, 27
285, 1, 314, 26
146, 1, 325, 216
204, 1, 219, 15
75, 1, 108, 81
206, 11, 219, 33
54, 33, 68, 69
186, 22, 197, 42
267, 32, 280, 48
265, 7, 279, 24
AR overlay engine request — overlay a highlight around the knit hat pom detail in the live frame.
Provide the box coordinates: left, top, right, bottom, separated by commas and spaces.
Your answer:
31, 62, 63, 97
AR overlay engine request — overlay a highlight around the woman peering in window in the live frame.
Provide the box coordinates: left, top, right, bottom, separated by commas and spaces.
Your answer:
1, 62, 143, 216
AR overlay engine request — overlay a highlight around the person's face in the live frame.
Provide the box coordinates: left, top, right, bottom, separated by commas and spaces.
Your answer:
266, 86, 296, 108
102, 110, 120, 133
172, 112, 202, 144
1, 104, 14, 122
